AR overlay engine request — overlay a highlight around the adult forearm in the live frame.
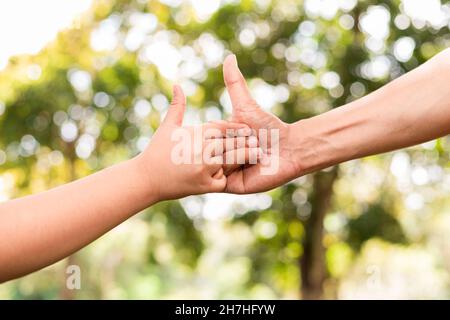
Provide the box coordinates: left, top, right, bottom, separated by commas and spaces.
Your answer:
0, 156, 158, 282
291, 48, 450, 175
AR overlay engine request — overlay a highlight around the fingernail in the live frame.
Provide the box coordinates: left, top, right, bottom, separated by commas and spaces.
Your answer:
257, 148, 264, 158
237, 128, 251, 136
228, 54, 237, 66
248, 136, 258, 148
237, 128, 252, 137
172, 85, 179, 100
231, 54, 237, 64
260, 153, 271, 165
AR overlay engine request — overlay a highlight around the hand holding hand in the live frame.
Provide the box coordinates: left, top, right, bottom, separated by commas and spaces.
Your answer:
223, 55, 302, 194
135, 85, 261, 200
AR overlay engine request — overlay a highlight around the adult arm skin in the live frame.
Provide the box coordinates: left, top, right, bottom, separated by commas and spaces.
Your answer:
291, 48, 450, 175
223, 48, 450, 193
0, 86, 254, 282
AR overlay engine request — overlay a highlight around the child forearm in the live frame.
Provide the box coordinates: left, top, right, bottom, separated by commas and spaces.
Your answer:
0, 85, 255, 282
0, 157, 156, 282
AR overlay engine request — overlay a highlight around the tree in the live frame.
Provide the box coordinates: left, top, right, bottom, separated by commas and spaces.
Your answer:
1, 0, 449, 299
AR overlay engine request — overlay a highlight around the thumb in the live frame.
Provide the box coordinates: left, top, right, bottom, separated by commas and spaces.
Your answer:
163, 85, 186, 126
210, 173, 227, 193
223, 54, 256, 116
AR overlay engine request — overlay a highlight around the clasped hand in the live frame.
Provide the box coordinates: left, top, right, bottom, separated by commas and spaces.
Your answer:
136, 54, 301, 199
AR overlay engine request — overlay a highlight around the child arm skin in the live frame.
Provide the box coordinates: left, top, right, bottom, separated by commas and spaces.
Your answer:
0, 85, 259, 282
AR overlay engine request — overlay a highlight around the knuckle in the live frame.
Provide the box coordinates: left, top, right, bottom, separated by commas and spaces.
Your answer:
237, 100, 259, 112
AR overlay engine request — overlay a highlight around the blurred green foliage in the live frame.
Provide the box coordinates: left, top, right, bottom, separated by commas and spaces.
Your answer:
1, 0, 450, 299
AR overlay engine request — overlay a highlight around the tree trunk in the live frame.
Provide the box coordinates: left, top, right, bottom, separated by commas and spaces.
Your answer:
300, 167, 338, 299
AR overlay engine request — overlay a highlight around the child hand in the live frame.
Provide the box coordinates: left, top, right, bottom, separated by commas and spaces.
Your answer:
134, 85, 261, 201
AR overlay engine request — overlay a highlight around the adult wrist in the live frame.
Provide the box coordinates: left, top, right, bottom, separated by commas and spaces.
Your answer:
287, 110, 354, 177
286, 119, 325, 177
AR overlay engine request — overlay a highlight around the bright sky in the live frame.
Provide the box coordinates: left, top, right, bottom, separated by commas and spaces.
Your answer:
0, 0, 92, 70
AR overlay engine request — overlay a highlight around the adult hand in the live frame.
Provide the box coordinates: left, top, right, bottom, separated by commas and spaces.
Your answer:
222, 55, 302, 193
223, 48, 450, 194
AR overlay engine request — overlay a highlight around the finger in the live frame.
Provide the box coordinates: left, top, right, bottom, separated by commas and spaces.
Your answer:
223, 168, 245, 194
163, 85, 185, 126
206, 136, 259, 156
205, 155, 224, 173
223, 54, 256, 116
203, 121, 253, 138
222, 147, 262, 174
210, 174, 227, 193
213, 167, 224, 179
